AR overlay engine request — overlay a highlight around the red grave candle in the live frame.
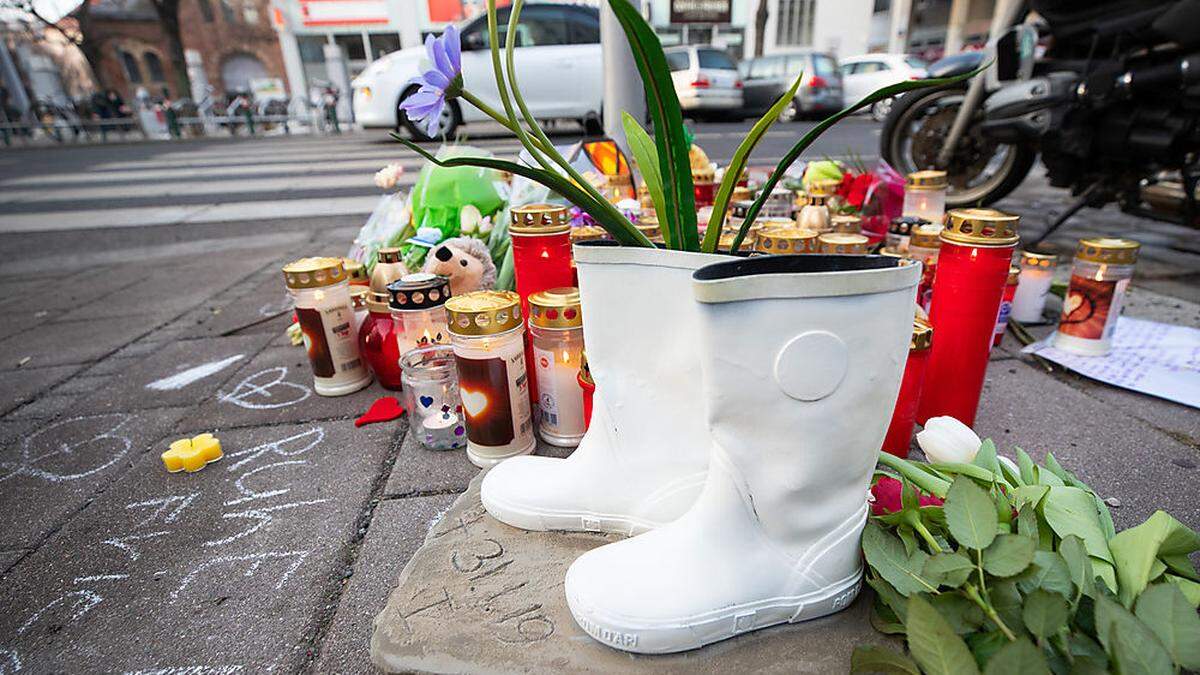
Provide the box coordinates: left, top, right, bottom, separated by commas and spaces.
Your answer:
358, 291, 404, 390
882, 320, 933, 457
510, 204, 575, 410
917, 209, 1020, 427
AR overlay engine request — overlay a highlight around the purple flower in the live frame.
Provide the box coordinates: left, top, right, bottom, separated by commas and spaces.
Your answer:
400, 25, 463, 137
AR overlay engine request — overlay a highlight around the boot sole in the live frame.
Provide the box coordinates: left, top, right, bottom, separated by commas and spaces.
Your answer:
482, 490, 659, 536
565, 568, 863, 654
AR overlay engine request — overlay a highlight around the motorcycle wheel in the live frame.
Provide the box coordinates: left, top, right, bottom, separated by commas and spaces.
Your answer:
881, 84, 1036, 207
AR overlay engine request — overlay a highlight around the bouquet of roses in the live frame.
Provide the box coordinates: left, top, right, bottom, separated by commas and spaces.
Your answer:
857, 417, 1200, 674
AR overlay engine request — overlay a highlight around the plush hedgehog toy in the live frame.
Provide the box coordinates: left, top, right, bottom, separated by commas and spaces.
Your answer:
422, 236, 497, 297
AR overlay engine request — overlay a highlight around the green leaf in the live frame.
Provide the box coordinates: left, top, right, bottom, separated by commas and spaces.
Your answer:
701, 75, 802, 253
851, 645, 922, 674
620, 111, 672, 248
877, 452, 952, 499
982, 638, 1050, 675
870, 604, 908, 635
866, 573, 909, 621
928, 462, 1000, 484
1165, 574, 1200, 607
990, 580, 1025, 635
606, 0, 696, 250
945, 477, 998, 550
1134, 583, 1200, 669
862, 522, 938, 596
1068, 632, 1109, 673
1016, 506, 1039, 541
1017, 550, 1075, 598
1057, 535, 1093, 599
997, 455, 1024, 487
972, 439, 1000, 475
1015, 447, 1037, 485
1109, 510, 1200, 607
924, 551, 974, 588
967, 631, 1010, 670
1011, 485, 1049, 510
1021, 589, 1070, 639
1160, 552, 1200, 582
1041, 452, 1072, 483
983, 533, 1037, 578
1035, 467, 1065, 487
1041, 486, 1114, 564
728, 66, 983, 252
898, 525, 918, 556
1112, 627, 1174, 675
906, 595, 981, 675
929, 593, 984, 634
1093, 592, 1172, 673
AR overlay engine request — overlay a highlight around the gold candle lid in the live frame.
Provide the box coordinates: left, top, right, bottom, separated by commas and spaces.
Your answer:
377, 247, 404, 264
570, 226, 608, 243
879, 247, 907, 259
366, 290, 391, 313
635, 217, 662, 242
808, 179, 840, 196
755, 227, 818, 254
909, 225, 943, 250
341, 258, 369, 284
529, 287, 583, 329
942, 208, 1020, 247
731, 186, 753, 202
1075, 237, 1140, 265
510, 203, 571, 235
830, 214, 862, 234
445, 290, 523, 337
818, 233, 870, 254
1007, 265, 1021, 285
282, 257, 348, 289
907, 170, 948, 190
1020, 249, 1058, 268
692, 165, 715, 182
911, 318, 933, 350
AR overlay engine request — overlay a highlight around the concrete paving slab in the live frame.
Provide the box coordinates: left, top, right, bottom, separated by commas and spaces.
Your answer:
315, 494, 457, 673
384, 432, 570, 498
71, 334, 275, 415
0, 316, 152, 370
1, 365, 82, 415
178, 345, 387, 431
976, 358, 1199, 531
0, 407, 186, 553
7, 393, 81, 420
371, 471, 891, 674
0, 419, 396, 672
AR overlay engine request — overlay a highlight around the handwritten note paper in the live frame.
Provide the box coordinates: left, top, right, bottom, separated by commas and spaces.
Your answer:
1023, 317, 1200, 409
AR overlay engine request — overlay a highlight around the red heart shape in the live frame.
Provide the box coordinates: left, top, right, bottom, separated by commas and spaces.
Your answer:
355, 396, 405, 427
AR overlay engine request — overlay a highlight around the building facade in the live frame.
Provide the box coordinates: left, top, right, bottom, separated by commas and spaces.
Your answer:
869, 0, 996, 61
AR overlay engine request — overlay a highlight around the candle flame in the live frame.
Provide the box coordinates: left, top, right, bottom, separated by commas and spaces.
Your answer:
561, 350, 570, 363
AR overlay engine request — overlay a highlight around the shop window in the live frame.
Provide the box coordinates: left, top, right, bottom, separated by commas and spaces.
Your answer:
119, 50, 143, 84
298, 36, 327, 63
369, 32, 402, 58
776, 0, 816, 46
334, 34, 367, 61
144, 52, 166, 81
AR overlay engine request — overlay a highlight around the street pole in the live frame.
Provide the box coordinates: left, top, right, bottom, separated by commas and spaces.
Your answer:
600, 1, 646, 159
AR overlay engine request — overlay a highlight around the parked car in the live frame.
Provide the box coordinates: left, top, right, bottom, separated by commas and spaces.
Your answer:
664, 46, 743, 119
740, 50, 843, 120
839, 53, 927, 121
353, 3, 604, 140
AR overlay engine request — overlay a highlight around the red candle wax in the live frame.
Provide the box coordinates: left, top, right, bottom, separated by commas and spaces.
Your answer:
917, 209, 1020, 427
693, 181, 717, 208
358, 293, 404, 390
882, 321, 932, 457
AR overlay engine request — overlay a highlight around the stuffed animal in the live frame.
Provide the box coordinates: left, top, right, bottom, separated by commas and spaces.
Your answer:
422, 237, 497, 296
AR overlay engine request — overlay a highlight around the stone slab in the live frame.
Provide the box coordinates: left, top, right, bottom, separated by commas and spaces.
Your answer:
6, 393, 81, 421
0, 419, 396, 672
177, 345, 389, 432
160, 264, 297, 340
68, 256, 266, 322
0, 315, 153, 370
315, 493, 457, 673
71, 334, 275, 415
384, 432, 570, 498
371, 472, 891, 674
0, 407, 187, 553
1, 365, 82, 415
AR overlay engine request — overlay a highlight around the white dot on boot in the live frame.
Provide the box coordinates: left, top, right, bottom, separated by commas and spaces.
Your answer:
773, 330, 848, 401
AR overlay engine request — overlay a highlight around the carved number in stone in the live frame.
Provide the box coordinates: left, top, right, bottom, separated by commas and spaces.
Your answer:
450, 538, 503, 573
494, 604, 554, 645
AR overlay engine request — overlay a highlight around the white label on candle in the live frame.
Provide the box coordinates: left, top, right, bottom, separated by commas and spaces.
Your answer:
533, 345, 586, 438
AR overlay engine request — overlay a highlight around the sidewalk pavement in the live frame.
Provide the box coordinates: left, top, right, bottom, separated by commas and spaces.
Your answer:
0, 182, 1197, 672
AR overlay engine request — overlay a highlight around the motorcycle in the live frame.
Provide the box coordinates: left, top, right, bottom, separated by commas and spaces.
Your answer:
880, 0, 1200, 242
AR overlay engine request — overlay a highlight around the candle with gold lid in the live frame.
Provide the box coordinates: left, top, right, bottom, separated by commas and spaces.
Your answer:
342, 258, 369, 286
887, 215, 930, 253
1053, 237, 1140, 356
635, 216, 664, 244
818, 233, 870, 254
350, 285, 369, 332
692, 163, 717, 208
829, 214, 862, 234
908, 224, 942, 311
445, 290, 536, 467
370, 247, 408, 295
577, 350, 595, 430
1011, 249, 1059, 323
761, 187, 796, 218
796, 192, 832, 233
387, 272, 452, 356
528, 287, 587, 447
882, 318, 933, 457
755, 226, 818, 254
283, 257, 372, 396
903, 170, 948, 224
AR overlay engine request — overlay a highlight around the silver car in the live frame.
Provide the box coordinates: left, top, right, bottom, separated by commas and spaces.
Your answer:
740, 50, 843, 120
665, 46, 744, 119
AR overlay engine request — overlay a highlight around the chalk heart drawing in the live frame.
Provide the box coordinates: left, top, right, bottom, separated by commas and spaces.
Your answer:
145, 354, 245, 392
0, 413, 134, 485
218, 367, 311, 410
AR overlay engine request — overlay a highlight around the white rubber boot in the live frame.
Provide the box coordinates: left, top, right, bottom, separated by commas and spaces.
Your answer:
480, 243, 718, 535
566, 254, 920, 654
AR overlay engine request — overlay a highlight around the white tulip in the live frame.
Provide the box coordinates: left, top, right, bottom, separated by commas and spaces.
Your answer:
916, 416, 982, 464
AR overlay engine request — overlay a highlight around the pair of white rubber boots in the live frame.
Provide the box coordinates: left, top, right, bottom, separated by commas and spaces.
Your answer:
481, 243, 919, 654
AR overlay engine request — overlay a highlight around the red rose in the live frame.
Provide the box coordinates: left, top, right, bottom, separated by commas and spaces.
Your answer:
847, 173, 875, 208
870, 476, 944, 515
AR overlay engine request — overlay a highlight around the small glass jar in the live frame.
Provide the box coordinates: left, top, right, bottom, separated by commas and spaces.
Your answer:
350, 285, 369, 333
370, 247, 408, 295
1053, 238, 1140, 356
992, 265, 1021, 348
400, 345, 467, 451
359, 291, 404, 390
528, 287, 587, 447
761, 187, 796, 218
903, 170, 948, 225
755, 226, 818, 254
388, 273, 452, 357
887, 216, 930, 254
282, 257, 372, 396
830, 214, 862, 234
882, 319, 933, 458
795, 192, 831, 233
1011, 250, 1059, 323
818, 233, 869, 255
445, 290, 537, 468
908, 224, 942, 312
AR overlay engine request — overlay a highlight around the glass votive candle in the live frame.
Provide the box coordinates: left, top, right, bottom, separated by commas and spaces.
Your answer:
359, 291, 404, 390
888, 216, 930, 254
795, 192, 831, 233
528, 287, 587, 447
908, 225, 942, 312
818, 233, 870, 255
761, 187, 796, 218
445, 290, 537, 468
755, 226, 819, 254
830, 214, 862, 234
992, 265, 1021, 347
400, 344, 467, 451
1053, 238, 1140, 356
1011, 250, 1059, 323
882, 318, 933, 457
693, 166, 717, 208
350, 285, 369, 333
282, 257, 373, 396
903, 170, 948, 224
371, 247, 408, 295
387, 272, 452, 357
